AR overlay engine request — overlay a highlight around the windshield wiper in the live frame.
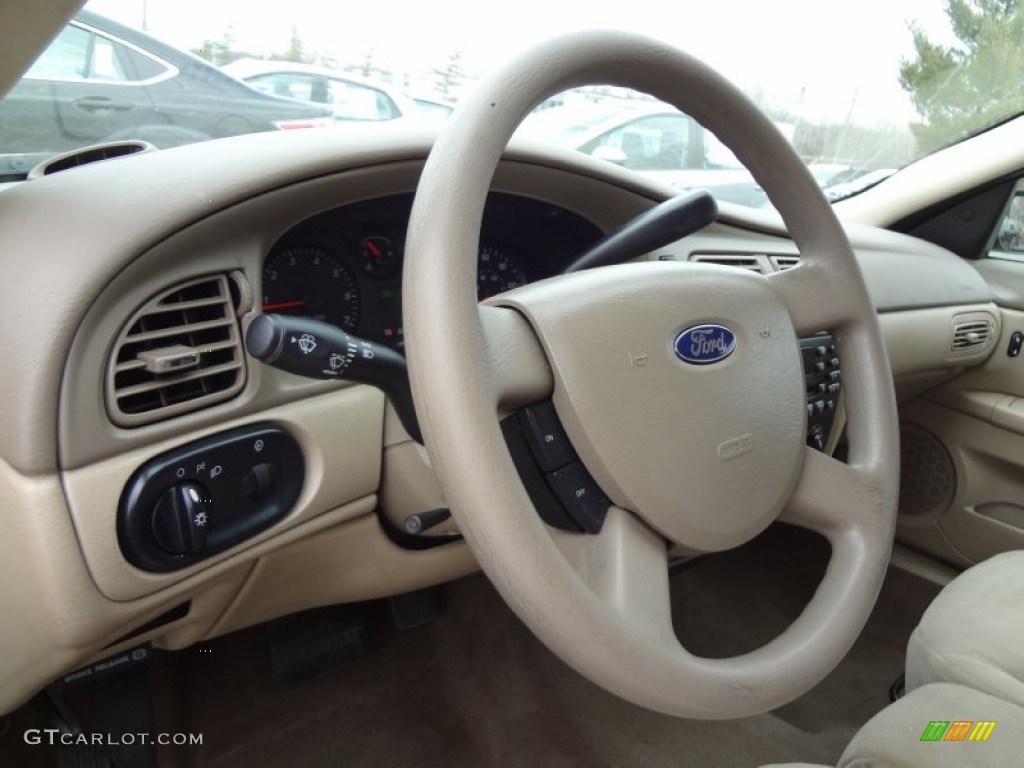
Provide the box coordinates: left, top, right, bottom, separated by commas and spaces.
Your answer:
826, 169, 898, 202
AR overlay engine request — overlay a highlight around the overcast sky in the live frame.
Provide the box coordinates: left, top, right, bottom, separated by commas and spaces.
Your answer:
85, 0, 956, 124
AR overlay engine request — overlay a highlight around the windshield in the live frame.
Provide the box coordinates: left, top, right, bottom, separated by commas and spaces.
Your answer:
3, 0, 1023, 205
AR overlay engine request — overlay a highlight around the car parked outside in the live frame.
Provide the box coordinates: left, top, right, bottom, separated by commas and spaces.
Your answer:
407, 93, 455, 118
222, 59, 449, 124
517, 100, 771, 206
0, 9, 333, 177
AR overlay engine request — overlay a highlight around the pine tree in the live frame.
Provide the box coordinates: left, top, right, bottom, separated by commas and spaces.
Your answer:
282, 25, 307, 64
899, 0, 1024, 152
435, 49, 465, 100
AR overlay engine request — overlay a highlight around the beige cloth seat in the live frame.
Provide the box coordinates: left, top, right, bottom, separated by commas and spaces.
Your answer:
765, 552, 1024, 768
763, 682, 1024, 767
905, 550, 1024, 706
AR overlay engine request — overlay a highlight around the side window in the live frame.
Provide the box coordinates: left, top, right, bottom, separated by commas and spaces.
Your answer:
255, 73, 314, 101
580, 114, 693, 171
25, 25, 90, 80
995, 181, 1024, 254
25, 23, 166, 83
704, 132, 744, 170
328, 79, 396, 120
121, 46, 172, 82
375, 92, 400, 120
87, 36, 126, 81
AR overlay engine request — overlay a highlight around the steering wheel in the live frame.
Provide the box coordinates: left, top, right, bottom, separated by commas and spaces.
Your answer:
403, 30, 899, 718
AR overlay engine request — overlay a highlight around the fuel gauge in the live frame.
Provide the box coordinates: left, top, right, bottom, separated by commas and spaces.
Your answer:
359, 235, 398, 279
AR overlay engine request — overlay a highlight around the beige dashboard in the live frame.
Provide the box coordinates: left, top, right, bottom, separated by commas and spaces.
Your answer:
0, 123, 1008, 715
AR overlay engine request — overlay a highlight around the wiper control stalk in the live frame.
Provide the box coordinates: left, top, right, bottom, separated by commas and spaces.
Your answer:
246, 314, 421, 443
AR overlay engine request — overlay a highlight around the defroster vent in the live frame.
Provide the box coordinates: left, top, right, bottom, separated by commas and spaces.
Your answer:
688, 253, 800, 273
107, 275, 246, 427
770, 255, 800, 270
690, 254, 767, 273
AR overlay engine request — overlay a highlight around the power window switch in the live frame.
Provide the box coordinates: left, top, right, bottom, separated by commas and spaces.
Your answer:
520, 402, 576, 472
546, 462, 609, 533
1009, 331, 1024, 358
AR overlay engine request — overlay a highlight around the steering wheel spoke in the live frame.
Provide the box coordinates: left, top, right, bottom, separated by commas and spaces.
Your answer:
478, 304, 554, 413
551, 506, 675, 640
781, 446, 890, 536
769, 259, 863, 337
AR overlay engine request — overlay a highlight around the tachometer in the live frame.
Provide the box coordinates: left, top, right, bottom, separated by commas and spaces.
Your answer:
478, 243, 527, 300
262, 245, 361, 331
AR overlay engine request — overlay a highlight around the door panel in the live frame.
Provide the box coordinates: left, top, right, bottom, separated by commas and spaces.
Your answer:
898, 290, 1024, 566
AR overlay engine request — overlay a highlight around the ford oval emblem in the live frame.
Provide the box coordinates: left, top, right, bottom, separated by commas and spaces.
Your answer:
674, 324, 736, 365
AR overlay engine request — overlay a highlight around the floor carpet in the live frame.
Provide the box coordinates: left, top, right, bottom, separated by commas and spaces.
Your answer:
0, 524, 941, 768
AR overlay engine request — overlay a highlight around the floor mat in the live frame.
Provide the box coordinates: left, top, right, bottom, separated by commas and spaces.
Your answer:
147, 524, 939, 768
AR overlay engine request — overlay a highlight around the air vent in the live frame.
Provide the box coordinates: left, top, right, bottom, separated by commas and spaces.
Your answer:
28, 140, 155, 180
690, 254, 767, 273
106, 275, 246, 427
949, 311, 998, 359
771, 255, 800, 271
951, 321, 992, 351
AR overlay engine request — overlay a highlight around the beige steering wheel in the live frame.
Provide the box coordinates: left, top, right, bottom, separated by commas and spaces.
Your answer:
403, 30, 899, 718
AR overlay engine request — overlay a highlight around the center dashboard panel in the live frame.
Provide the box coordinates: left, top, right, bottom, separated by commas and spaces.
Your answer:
260, 192, 604, 348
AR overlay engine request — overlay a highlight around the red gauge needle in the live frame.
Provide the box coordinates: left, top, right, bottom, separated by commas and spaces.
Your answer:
365, 240, 382, 259
263, 300, 306, 311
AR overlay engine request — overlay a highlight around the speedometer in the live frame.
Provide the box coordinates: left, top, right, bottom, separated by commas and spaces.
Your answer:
262, 245, 361, 331
477, 243, 527, 300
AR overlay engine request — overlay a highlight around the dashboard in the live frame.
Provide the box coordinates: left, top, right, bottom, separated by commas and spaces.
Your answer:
0, 123, 1012, 718
260, 193, 603, 348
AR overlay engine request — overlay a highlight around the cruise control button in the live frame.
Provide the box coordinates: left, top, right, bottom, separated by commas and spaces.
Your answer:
520, 402, 576, 472
546, 462, 609, 533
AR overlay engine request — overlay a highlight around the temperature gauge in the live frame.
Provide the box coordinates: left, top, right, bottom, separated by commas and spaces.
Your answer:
359, 235, 398, 279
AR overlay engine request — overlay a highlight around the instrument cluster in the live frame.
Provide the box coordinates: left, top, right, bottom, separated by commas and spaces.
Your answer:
261, 193, 602, 349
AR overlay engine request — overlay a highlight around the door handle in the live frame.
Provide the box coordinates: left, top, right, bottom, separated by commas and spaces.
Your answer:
74, 96, 133, 113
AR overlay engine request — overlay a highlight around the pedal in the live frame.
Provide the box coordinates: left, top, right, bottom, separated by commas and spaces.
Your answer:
389, 586, 442, 631
267, 606, 368, 686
